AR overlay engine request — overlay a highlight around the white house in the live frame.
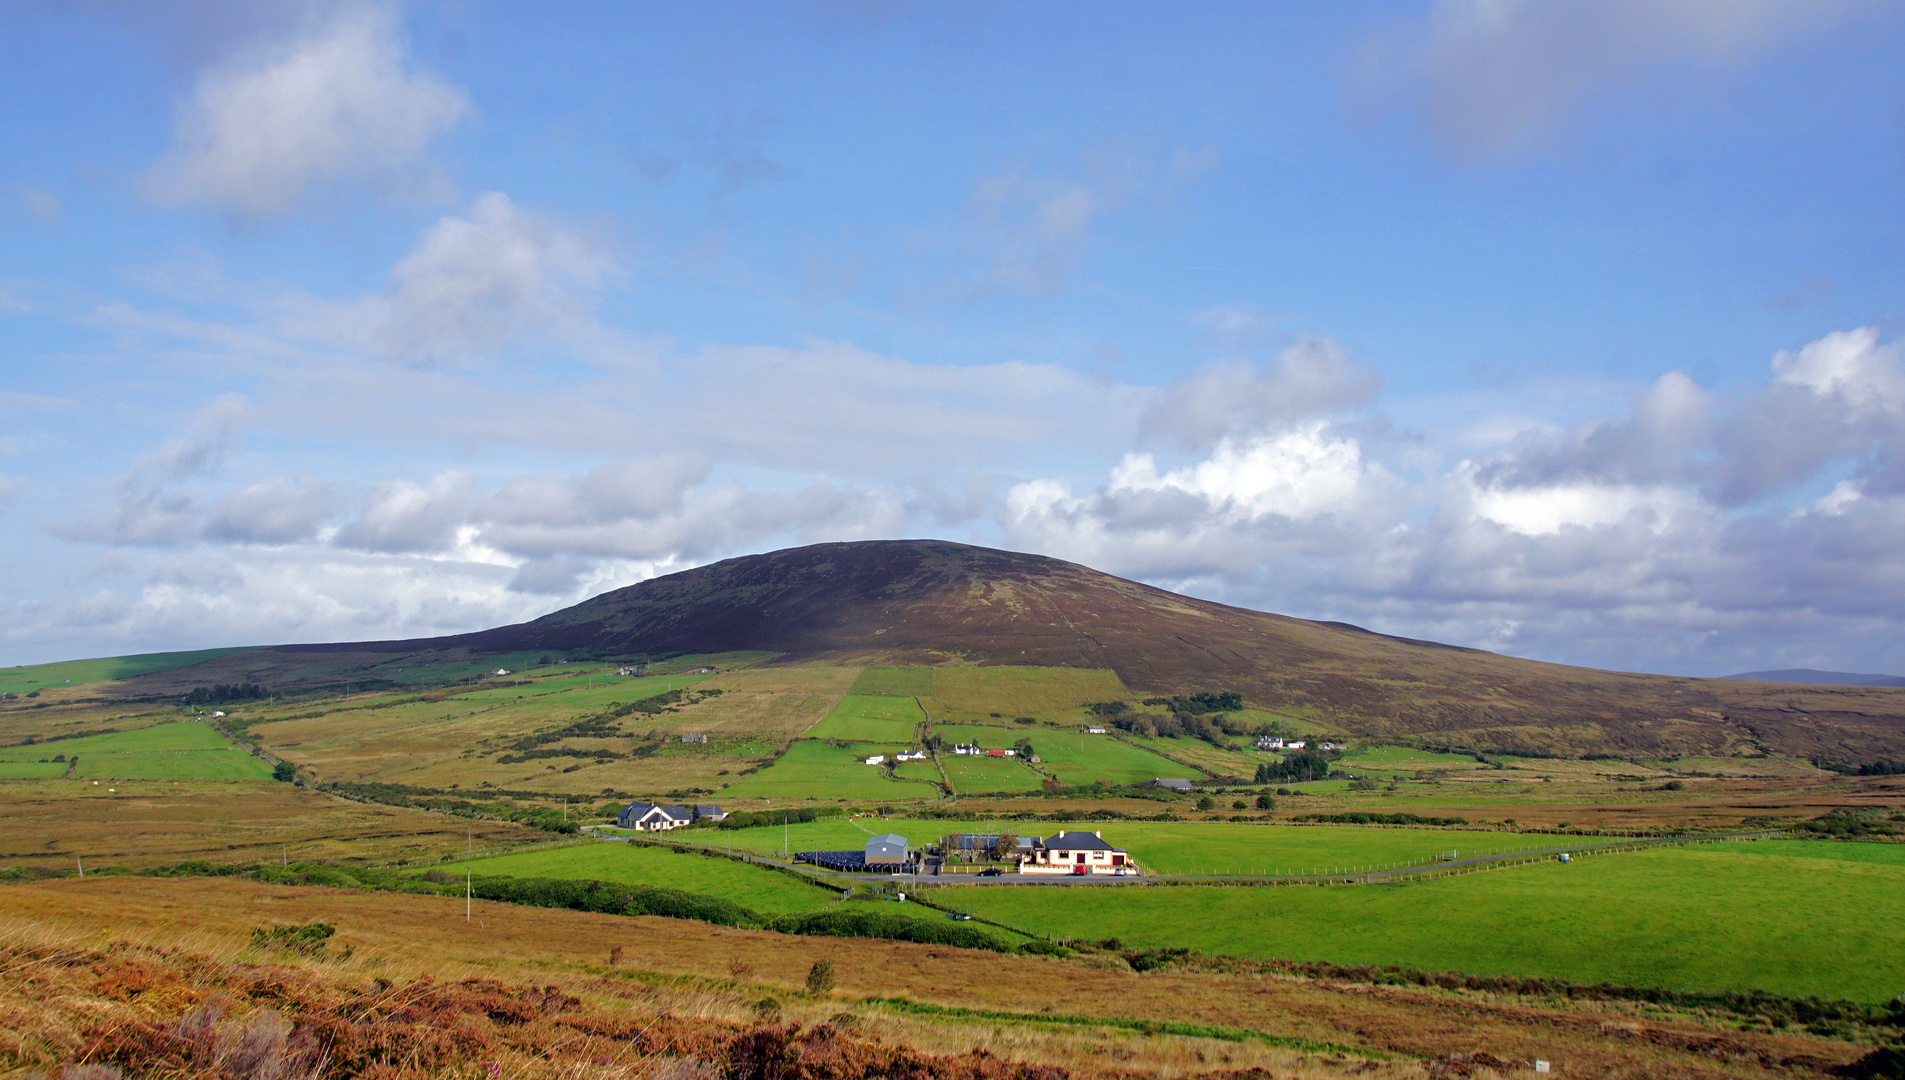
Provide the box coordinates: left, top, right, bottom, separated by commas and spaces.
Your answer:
1286, 740, 1307, 750
1020, 831, 1133, 875
1084, 724, 1108, 735
864, 754, 887, 765
617, 801, 690, 831
492, 668, 511, 676
895, 750, 928, 762
1255, 735, 1285, 750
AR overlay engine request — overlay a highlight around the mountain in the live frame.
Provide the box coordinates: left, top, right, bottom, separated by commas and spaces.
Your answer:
1723, 669, 1905, 688
119, 539, 1905, 762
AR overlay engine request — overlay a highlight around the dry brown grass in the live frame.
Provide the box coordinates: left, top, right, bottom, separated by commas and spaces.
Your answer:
0, 779, 544, 871
0, 882, 1417, 1080
0, 877, 1870, 1079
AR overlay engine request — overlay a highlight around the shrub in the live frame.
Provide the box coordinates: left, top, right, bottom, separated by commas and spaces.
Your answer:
806, 959, 835, 993
767, 910, 1009, 952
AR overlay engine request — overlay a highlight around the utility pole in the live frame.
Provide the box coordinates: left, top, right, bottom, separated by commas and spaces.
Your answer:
466, 868, 472, 923
76, 857, 83, 880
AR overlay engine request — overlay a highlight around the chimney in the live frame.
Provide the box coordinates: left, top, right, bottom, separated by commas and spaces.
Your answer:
1094, 830, 1101, 838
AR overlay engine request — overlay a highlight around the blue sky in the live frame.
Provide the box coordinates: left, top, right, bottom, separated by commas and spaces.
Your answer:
2, 0, 1903, 676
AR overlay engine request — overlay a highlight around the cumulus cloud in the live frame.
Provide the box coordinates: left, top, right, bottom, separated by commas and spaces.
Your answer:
50, 394, 248, 547
334, 471, 476, 554
276, 192, 616, 365
203, 474, 339, 544
1376, 0, 1872, 158
143, 4, 468, 217
1142, 336, 1381, 450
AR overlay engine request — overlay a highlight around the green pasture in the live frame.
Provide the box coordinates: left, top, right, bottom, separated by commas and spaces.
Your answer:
0, 761, 68, 778
934, 724, 1189, 787
1118, 733, 1255, 780
893, 759, 946, 788
719, 742, 937, 801
1098, 821, 1521, 875
0, 720, 274, 781
72, 749, 273, 780
848, 667, 933, 696
0, 719, 233, 756
937, 839, 1905, 1002
1336, 745, 1487, 773
806, 694, 926, 742
931, 666, 1127, 718
429, 841, 840, 916
0, 647, 257, 696
941, 754, 1042, 794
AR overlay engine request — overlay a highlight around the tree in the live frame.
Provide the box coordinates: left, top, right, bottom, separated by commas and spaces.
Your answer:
272, 761, 297, 783
1012, 737, 1035, 758
995, 833, 1018, 860
1195, 795, 1215, 811
1255, 791, 1276, 811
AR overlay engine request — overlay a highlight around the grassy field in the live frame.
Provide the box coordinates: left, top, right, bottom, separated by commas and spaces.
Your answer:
0, 647, 258, 696
937, 839, 1905, 1002
718, 741, 940, 801
242, 665, 855, 794
805, 694, 926, 742
0, 719, 274, 781
429, 840, 842, 915
940, 754, 1043, 794
1033, 732, 1201, 787
847, 666, 931, 696
931, 667, 1127, 719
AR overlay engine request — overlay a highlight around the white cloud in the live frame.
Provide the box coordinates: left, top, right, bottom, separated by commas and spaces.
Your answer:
334, 471, 476, 554
1142, 336, 1381, 450
203, 474, 339, 544
1383, 0, 1873, 158
274, 192, 616, 365
142, 4, 468, 218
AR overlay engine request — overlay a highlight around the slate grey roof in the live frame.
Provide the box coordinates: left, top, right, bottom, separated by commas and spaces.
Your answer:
1044, 831, 1119, 851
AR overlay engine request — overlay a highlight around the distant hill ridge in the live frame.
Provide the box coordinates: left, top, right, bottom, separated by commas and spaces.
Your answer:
109, 539, 1905, 762
1723, 669, 1905, 688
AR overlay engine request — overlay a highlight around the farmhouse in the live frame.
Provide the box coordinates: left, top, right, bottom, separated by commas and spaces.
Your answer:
1255, 735, 1285, 750
1083, 724, 1108, 734
1021, 831, 1132, 875
1147, 778, 1194, 791
895, 750, 928, 762
680, 733, 707, 744
617, 801, 690, 831
864, 833, 910, 868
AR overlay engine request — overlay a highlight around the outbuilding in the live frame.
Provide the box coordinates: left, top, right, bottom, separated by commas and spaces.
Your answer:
864, 833, 910, 868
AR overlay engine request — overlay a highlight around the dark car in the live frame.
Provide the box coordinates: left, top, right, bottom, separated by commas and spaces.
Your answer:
948, 913, 974, 920
977, 868, 1003, 877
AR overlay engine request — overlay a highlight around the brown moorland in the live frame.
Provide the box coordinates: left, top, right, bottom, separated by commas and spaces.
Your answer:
0, 876, 1876, 1079
99, 540, 1905, 763
0, 778, 545, 872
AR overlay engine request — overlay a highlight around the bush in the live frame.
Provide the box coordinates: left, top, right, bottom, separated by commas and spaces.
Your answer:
806, 959, 835, 993
249, 922, 338, 957
1018, 939, 1072, 957
271, 760, 297, 783
767, 910, 1009, 952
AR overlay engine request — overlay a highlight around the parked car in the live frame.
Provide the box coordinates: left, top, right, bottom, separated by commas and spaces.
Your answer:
977, 867, 1003, 877
947, 913, 974, 920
